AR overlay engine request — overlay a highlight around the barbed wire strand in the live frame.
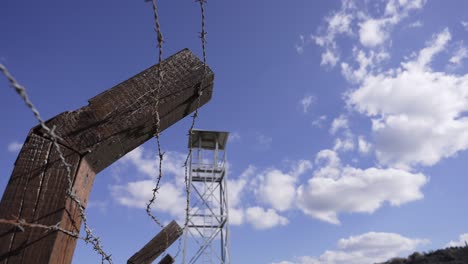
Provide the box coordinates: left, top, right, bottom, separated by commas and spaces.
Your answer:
145, 0, 173, 260
175, 0, 209, 260
0, 64, 112, 264
146, 0, 166, 229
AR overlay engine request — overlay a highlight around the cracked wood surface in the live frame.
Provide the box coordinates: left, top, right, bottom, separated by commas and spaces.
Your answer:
0, 49, 214, 264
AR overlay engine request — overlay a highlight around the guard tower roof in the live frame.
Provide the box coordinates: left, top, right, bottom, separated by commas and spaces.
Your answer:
188, 129, 229, 150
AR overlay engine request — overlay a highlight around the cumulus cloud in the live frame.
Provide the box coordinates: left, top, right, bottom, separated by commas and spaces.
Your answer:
408, 20, 423, 28
120, 147, 187, 185
229, 207, 245, 226
229, 165, 255, 208
228, 132, 241, 142
445, 233, 468, 248
300, 95, 316, 113
333, 136, 355, 152
358, 0, 426, 47
358, 136, 372, 154
256, 169, 298, 212
321, 49, 340, 67
7, 141, 23, 152
295, 35, 306, 54
341, 48, 389, 83
359, 19, 388, 47
311, 0, 425, 67
274, 232, 429, 264
462, 21, 468, 31
330, 115, 349, 135
311, 0, 355, 67
312, 115, 328, 128
245, 206, 289, 230
348, 28, 468, 168
255, 161, 312, 212
296, 149, 427, 224
111, 181, 186, 220
449, 43, 468, 68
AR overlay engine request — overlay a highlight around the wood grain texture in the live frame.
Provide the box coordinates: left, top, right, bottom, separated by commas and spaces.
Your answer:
127, 221, 182, 264
0, 49, 214, 264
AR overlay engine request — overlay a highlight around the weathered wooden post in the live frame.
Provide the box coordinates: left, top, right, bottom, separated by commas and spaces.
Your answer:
0, 49, 214, 264
127, 220, 182, 264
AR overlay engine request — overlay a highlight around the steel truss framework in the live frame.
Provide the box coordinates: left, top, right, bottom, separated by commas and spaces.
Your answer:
183, 130, 231, 264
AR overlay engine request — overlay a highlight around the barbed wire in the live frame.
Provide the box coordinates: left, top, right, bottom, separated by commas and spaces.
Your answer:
0, 64, 112, 264
146, 0, 166, 229
0, 216, 79, 238
176, 0, 209, 261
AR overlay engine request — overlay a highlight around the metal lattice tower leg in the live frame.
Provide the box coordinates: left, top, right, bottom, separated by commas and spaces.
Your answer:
182, 130, 231, 264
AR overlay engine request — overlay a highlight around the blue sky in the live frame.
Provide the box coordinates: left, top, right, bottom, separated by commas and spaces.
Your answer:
1, 0, 468, 263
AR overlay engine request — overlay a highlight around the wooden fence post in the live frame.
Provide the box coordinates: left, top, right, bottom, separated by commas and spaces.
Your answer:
0, 49, 214, 264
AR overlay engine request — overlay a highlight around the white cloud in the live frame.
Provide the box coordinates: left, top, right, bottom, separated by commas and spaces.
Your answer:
445, 233, 468, 248
86, 200, 108, 214
330, 115, 349, 135
312, 0, 425, 68
276, 232, 429, 264
312, 115, 328, 128
295, 45, 304, 55
449, 43, 468, 68
256, 169, 297, 212
228, 132, 241, 142
297, 149, 427, 224
111, 181, 186, 221
120, 147, 187, 185
245, 206, 289, 230
358, 0, 426, 48
254, 161, 312, 212
228, 165, 256, 226
359, 19, 388, 47
228, 165, 255, 208
341, 48, 389, 83
275, 232, 428, 264
358, 136, 372, 154
256, 134, 273, 148
311, 1, 355, 67
300, 95, 316, 113
333, 136, 355, 152
411, 28, 451, 69
229, 207, 245, 226
348, 28, 468, 168
321, 49, 340, 67
290, 160, 313, 178
7, 141, 23, 152
295, 35, 306, 54
408, 20, 423, 28
462, 20, 468, 31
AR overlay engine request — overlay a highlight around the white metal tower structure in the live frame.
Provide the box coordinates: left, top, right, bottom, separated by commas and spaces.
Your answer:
182, 130, 231, 264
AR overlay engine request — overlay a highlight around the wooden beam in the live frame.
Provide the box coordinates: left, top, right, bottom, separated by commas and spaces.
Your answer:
158, 254, 175, 264
0, 49, 214, 264
127, 221, 182, 264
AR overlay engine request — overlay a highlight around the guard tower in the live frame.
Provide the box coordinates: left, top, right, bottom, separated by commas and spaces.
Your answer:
182, 130, 231, 264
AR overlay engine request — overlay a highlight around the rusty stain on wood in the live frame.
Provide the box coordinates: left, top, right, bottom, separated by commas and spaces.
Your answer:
0, 49, 214, 264
127, 221, 182, 264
